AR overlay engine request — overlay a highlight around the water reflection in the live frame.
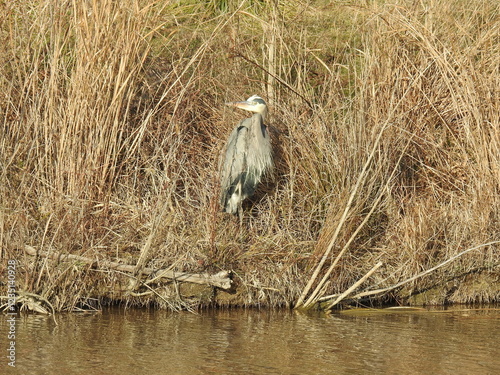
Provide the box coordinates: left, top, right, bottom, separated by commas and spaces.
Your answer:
2, 307, 498, 374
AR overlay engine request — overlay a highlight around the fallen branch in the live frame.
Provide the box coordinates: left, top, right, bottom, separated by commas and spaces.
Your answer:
24, 245, 232, 289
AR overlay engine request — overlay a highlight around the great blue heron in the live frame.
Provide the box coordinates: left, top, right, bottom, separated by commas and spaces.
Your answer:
220, 95, 274, 214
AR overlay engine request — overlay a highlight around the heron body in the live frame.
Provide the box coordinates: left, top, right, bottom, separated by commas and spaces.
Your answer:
220, 95, 273, 214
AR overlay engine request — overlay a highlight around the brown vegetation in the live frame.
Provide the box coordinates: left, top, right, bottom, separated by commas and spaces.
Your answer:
1, 0, 499, 311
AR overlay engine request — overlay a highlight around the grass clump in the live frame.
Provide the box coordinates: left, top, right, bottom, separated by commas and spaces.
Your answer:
1, 0, 498, 311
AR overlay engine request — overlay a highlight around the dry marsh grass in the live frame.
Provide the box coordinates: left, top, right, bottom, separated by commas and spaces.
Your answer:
1, 0, 498, 311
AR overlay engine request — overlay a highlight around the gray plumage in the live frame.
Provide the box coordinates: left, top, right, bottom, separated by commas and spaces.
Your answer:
220, 95, 273, 214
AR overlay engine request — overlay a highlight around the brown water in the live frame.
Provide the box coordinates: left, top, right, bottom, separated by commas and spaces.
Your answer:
2, 307, 499, 375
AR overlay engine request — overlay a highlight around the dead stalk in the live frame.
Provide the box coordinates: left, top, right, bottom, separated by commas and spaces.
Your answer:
326, 261, 383, 310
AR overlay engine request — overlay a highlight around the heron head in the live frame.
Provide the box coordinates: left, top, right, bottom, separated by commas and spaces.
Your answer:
226, 95, 268, 121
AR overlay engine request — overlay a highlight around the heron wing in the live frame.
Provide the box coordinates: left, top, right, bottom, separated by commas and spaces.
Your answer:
220, 120, 249, 208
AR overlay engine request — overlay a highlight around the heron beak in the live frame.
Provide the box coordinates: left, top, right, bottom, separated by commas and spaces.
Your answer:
225, 101, 255, 111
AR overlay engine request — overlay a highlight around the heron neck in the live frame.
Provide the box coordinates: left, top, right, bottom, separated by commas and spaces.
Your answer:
258, 108, 267, 123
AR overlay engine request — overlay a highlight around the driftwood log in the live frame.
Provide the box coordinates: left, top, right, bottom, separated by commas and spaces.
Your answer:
24, 245, 232, 290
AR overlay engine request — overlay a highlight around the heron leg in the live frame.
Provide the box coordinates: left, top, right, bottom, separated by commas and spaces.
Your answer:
238, 204, 243, 229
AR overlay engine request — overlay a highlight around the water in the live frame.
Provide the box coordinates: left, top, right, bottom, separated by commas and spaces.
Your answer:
2, 307, 499, 374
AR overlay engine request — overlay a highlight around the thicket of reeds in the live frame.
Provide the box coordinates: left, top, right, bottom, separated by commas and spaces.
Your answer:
1, 0, 499, 311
